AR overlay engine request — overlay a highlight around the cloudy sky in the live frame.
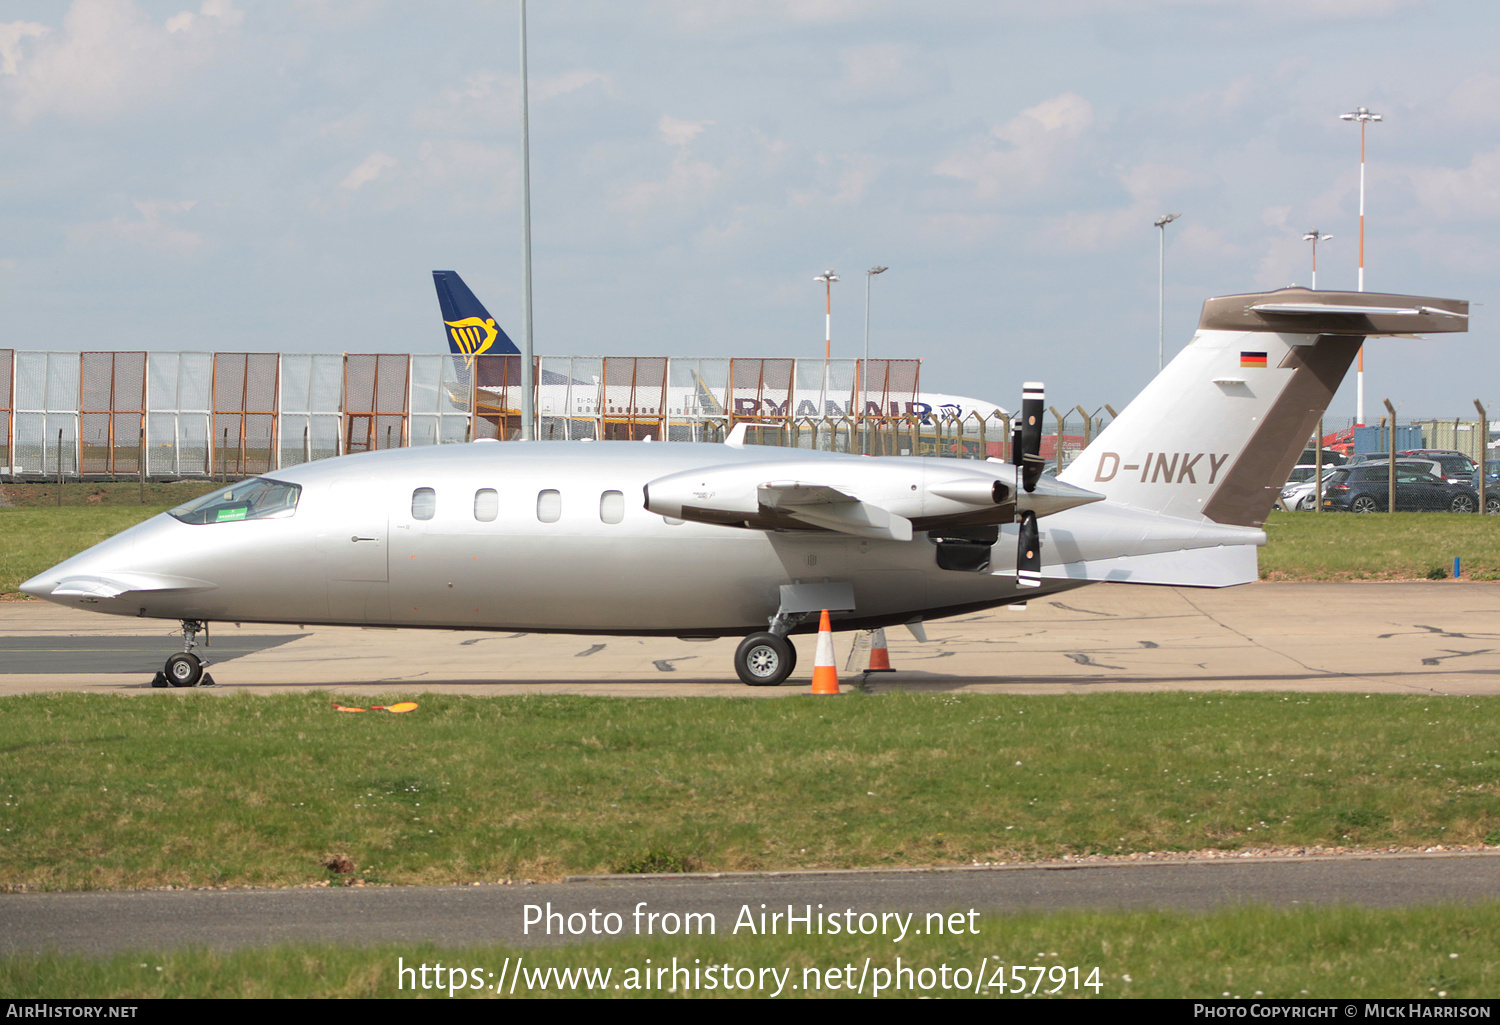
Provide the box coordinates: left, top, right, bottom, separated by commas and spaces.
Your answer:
3, 0, 1498, 421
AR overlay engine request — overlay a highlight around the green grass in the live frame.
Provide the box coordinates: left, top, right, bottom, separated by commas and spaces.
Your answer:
1260, 510, 1500, 581
1, 692, 1496, 890
3, 904, 1497, 998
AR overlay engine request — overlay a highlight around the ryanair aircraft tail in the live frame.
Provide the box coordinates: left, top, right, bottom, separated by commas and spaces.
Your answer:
1059, 287, 1469, 528
432, 271, 521, 357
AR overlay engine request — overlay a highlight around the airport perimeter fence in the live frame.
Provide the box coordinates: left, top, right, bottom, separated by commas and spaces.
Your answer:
0, 349, 1036, 482
2, 349, 1490, 485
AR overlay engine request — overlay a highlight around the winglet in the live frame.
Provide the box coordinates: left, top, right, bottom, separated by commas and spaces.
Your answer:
725, 423, 749, 448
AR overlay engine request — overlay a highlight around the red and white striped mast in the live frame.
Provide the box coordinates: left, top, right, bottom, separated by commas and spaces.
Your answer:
1340, 106, 1381, 426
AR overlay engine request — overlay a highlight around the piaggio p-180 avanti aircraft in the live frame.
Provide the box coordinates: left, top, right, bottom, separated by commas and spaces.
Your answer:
22, 287, 1468, 687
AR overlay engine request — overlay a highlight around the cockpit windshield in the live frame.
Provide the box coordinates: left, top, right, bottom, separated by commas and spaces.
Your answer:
169, 478, 302, 525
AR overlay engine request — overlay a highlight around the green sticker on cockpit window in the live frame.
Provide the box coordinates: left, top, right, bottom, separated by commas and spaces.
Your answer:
216, 507, 248, 522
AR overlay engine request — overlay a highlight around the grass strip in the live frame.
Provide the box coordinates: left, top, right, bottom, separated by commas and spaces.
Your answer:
1259, 510, 1500, 581
1, 692, 1497, 890
3, 904, 1496, 998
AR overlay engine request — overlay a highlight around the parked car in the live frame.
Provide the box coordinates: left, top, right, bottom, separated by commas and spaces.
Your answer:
1284, 460, 1436, 511
1396, 449, 1479, 484
1322, 464, 1496, 513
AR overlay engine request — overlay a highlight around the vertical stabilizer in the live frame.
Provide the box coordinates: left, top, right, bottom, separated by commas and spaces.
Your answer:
432, 271, 521, 357
1058, 287, 1468, 527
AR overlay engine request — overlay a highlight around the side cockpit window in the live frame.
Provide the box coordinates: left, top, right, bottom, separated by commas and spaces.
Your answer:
170, 478, 302, 525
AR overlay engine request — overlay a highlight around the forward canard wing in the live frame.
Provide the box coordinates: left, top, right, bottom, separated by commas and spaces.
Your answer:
756, 481, 913, 541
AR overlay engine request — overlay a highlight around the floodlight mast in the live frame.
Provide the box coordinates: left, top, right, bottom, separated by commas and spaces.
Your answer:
1154, 213, 1181, 372
862, 266, 888, 452
1303, 229, 1332, 289
1340, 106, 1381, 426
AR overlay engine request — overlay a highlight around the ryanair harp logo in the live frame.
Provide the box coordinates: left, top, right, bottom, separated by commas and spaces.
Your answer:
445, 317, 500, 358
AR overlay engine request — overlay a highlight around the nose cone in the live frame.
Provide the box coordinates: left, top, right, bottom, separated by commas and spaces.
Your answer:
19, 572, 54, 599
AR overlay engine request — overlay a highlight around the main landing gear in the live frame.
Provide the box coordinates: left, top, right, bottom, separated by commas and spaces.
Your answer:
152, 620, 216, 688
733, 609, 807, 686
734, 632, 798, 686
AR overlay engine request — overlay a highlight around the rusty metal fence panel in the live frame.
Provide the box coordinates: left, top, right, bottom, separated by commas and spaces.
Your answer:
79, 351, 147, 476
344, 353, 409, 453
0, 349, 11, 475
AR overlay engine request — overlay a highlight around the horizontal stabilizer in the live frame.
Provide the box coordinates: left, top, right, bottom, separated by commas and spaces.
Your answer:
1201, 287, 1469, 336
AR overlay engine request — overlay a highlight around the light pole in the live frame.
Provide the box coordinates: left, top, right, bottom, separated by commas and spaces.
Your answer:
814, 270, 839, 412
862, 265, 887, 451
518, 0, 535, 440
1303, 229, 1332, 289
1154, 213, 1180, 372
1341, 106, 1381, 425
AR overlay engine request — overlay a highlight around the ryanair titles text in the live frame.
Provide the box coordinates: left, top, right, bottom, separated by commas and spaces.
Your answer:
523, 902, 979, 942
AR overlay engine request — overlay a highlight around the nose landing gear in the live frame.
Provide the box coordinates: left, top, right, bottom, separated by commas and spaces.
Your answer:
151, 620, 217, 688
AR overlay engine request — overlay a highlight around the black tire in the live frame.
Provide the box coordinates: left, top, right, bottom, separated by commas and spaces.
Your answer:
1350, 495, 1379, 514
165, 652, 202, 688
1486, 496, 1500, 516
1451, 493, 1479, 514
1296, 493, 1316, 511
734, 632, 794, 687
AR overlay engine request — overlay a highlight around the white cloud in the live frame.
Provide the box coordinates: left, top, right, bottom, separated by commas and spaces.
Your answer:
652, 0, 887, 31
69, 199, 203, 255
935, 92, 1094, 199
829, 43, 944, 103
2, 0, 243, 124
659, 115, 713, 147
414, 69, 611, 135
1409, 148, 1500, 219
0, 22, 46, 75
339, 151, 397, 191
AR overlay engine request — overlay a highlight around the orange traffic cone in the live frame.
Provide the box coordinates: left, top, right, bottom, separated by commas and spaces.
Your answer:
810, 610, 840, 695
866, 628, 895, 672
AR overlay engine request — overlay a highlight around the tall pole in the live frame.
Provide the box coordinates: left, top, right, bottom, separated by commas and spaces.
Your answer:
1303, 229, 1331, 289
1154, 214, 1180, 372
1341, 106, 1381, 425
518, 0, 536, 440
814, 270, 838, 412
862, 266, 887, 453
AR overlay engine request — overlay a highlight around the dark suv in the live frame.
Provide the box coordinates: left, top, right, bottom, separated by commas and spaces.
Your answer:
1322, 464, 1492, 513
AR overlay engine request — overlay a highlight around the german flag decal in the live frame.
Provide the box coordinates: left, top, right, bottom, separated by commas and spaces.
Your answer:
1240, 351, 1268, 368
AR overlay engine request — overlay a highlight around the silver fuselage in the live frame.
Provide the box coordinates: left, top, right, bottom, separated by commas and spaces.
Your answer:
24, 442, 1113, 635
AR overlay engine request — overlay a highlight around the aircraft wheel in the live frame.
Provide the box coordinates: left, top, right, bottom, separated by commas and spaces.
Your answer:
1450, 493, 1478, 514
165, 652, 203, 688
735, 633, 794, 687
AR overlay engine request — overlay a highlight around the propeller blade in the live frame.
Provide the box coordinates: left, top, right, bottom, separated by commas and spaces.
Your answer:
1020, 382, 1044, 493
1016, 509, 1042, 588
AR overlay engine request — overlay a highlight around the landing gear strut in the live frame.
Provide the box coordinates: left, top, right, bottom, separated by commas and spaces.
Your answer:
152, 620, 215, 688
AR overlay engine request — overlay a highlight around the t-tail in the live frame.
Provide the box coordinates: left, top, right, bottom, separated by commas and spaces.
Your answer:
1059, 287, 1469, 528
432, 271, 521, 360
